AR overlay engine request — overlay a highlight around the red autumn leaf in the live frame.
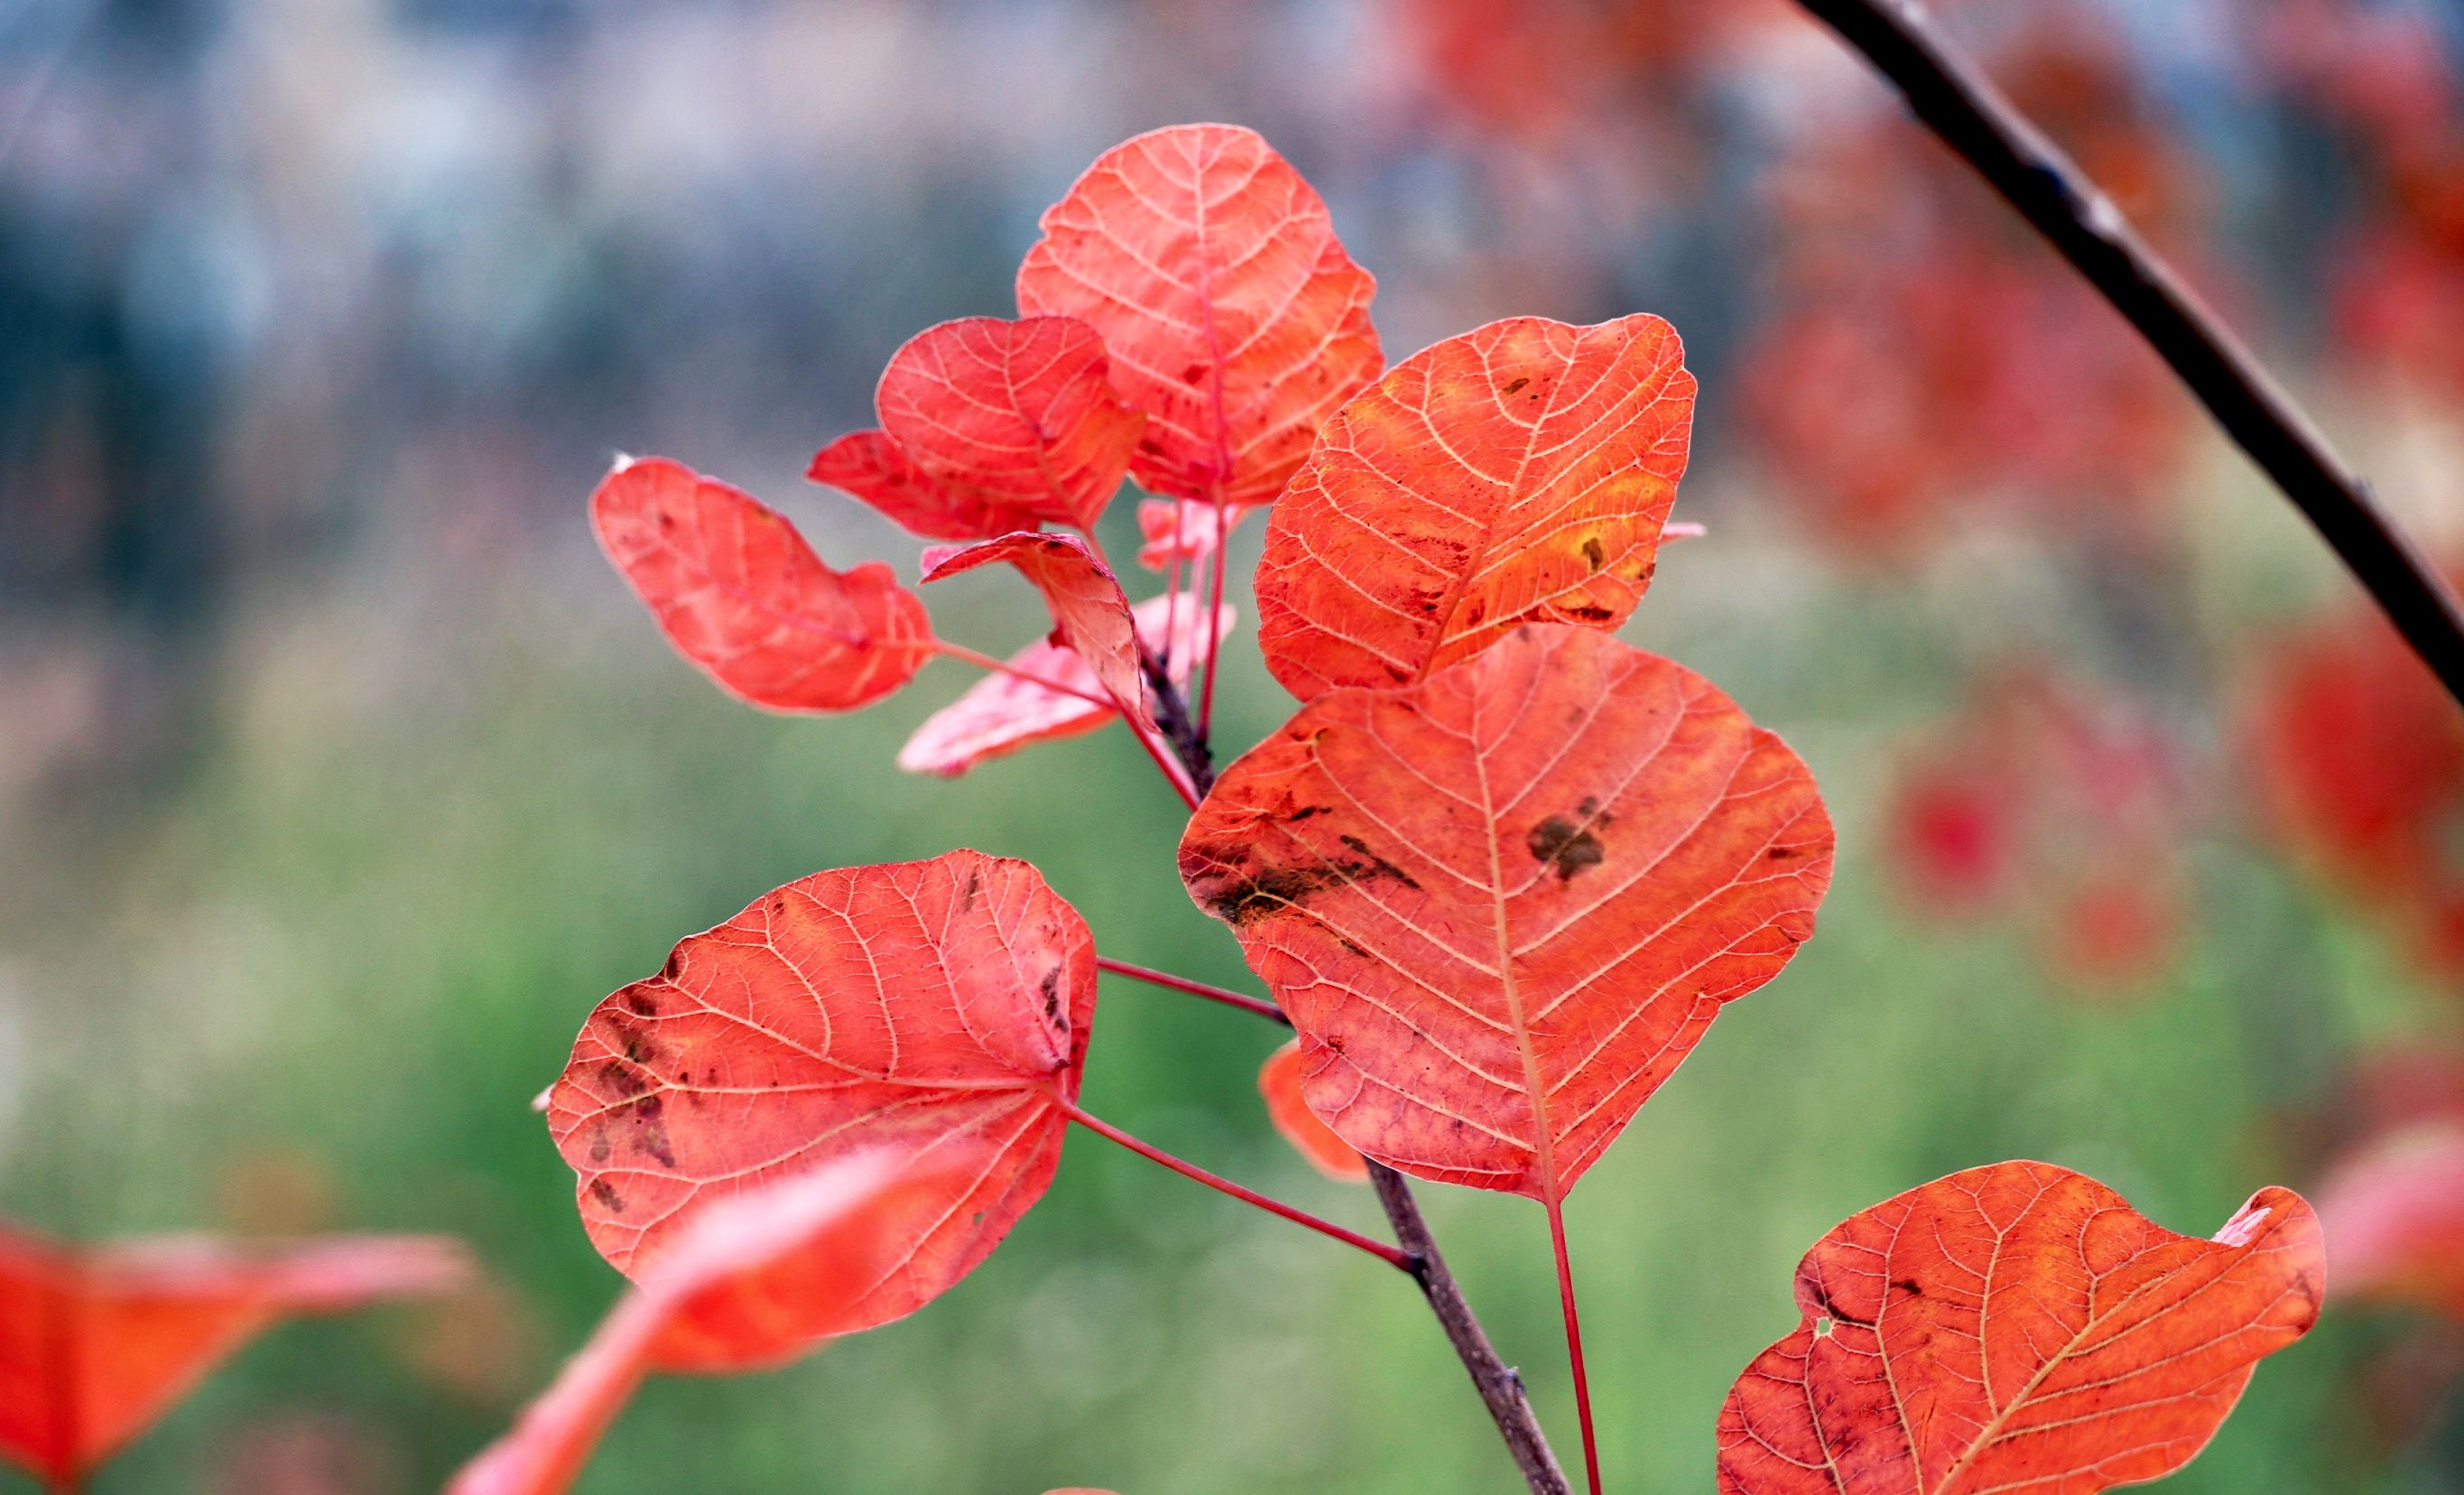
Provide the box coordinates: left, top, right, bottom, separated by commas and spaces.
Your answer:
0, 1225, 470, 1488
1180, 625, 1833, 1201
810, 316, 1144, 539
543, 850, 1095, 1333
806, 431, 1045, 543
922, 532, 1153, 731
2317, 1121, 2464, 1323
449, 1155, 965, 1495
1255, 315, 1697, 700
1258, 1038, 1367, 1183
593, 455, 934, 711
1715, 1161, 2325, 1495
1015, 123, 1382, 507
899, 592, 1234, 777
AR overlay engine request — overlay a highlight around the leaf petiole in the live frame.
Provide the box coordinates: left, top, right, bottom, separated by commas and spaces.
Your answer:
1059, 1099, 1412, 1272
1094, 956, 1288, 1026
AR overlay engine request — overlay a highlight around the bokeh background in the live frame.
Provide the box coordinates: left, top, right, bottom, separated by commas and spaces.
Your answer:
9, 0, 2464, 1490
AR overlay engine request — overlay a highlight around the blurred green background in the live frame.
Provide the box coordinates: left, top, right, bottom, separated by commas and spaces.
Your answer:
8, 1, 2464, 1491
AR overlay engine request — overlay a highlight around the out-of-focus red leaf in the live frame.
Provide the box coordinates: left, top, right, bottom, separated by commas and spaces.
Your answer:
0, 1226, 470, 1488
2317, 1122, 2464, 1323
1135, 497, 1249, 572
1255, 315, 1695, 700
544, 850, 1094, 1332
1015, 124, 1382, 507
899, 592, 1234, 777
1716, 1161, 2324, 1495
593, 456, 933, 711
449, 1156, 958, 1495
1181, 625, 1832, 1200
808, 316, 1144, 540
1258, 1039, 1367, 1183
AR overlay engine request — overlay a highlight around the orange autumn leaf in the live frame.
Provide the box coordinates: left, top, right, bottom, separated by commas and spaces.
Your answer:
593, 455, 933, 711
2317, 1121, 2464, 1323
1258, 1039, 1367, 1183
922, 533, 1152, 729
1716, 1161, 2325, 1495
1181, 625, 1832, 1201
1255, 315, 1695, 700
899, 592, 1233, 777
450, 1156, 962, 1495
543, 850, 1095, 1334
811, 316, 1144, 538
0, 1225, 470, 1489
1015, 124, 1382, 507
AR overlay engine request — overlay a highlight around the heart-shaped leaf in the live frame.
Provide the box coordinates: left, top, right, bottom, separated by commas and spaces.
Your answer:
449, 1155, 962, 1495
1259, 1038, 1367, 1183
594, 456, 934, 711
899, 592, 1234, 777
811, 316, 1145, 538
1255, 315, 1696, 700
543, 850, 1094, 1333
1715, 1162, 2325, 1495
1180, 624, 1832, 1201
0, 1226, 470, 1488
1015, 124, 1382, 507
921, 533, 1151, 728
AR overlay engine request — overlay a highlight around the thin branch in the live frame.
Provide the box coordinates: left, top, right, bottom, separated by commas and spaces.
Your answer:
1096, 956, 1290, 1026
1145, 670, 1572, 1495
1789, 0, 2464, 708
1061, 1100, 1414, 1272
1373, 1164, 1575, 1495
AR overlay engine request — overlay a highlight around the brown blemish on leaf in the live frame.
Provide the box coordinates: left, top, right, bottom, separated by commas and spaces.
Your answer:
1196, 834, 1421, 926
1580, 536, 1605, 570
588, 1178, 626, 1214
1502, 376, 1530, 395
1527, 814, 1606, 880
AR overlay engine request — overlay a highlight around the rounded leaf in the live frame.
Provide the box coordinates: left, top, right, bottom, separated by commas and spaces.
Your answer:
544, 850, 1095, 1335
1715, 1162, 2326, 1495
1256, 314, 1696, 699
1259, 1039, 1367, 1183
1016, 124, 1382, 506
1181, 625, 1832, 1201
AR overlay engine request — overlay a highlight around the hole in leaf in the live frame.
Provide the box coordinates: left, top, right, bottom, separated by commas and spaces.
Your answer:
1813, 1315, 1836, 1338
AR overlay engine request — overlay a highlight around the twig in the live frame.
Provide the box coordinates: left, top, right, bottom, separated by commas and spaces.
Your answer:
1146, 672, 1572, 1495
1791, 0, 2464, 708
1373, 1164, 1574, 1495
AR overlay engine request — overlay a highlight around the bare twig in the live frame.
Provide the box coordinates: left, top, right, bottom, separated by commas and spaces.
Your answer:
1792, 0, 2464, 708
1146, 673, 1572, 1495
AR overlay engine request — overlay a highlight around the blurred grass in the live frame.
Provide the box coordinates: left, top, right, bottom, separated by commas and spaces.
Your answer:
0, 474, 2444, 1493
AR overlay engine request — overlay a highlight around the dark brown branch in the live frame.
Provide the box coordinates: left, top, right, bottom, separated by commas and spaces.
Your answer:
1792, 0, 2464, 708
1145, 672, 1570, 1495
1372, 1163, 1575, 1495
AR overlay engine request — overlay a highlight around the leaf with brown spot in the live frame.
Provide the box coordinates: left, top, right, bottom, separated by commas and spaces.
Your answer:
593, 455, 933, 711
1259, 1038, 1367, 1183
899, 592, 1234, 777
1716, 1161, 2324, 1495
1255, 315, 1696, 699
1180, 624, 1832, 1201
810, 316, 1144, 538
449, 1155, 961, 1495
1015, 124, 1382, 507
0, 1226, 469, 1489
544, 850, 1094, 1335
